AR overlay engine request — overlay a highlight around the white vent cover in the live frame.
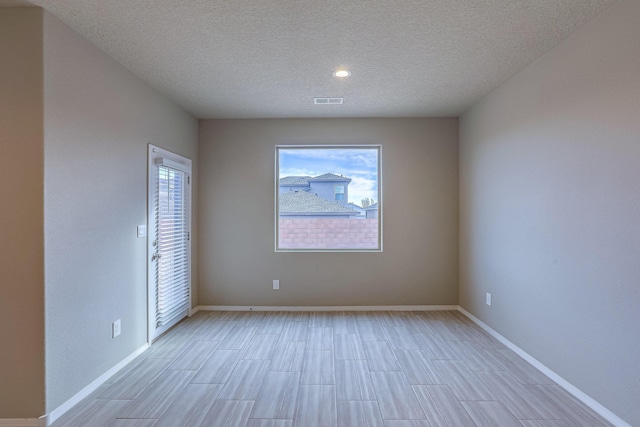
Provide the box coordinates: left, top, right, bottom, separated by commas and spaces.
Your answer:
314, 97, 344, 105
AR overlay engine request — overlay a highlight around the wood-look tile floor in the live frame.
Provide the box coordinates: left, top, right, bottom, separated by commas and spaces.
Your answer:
52, 311, 612, 427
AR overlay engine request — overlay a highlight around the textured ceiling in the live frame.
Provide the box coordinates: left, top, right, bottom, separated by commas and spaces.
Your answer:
2, 0, 616, 118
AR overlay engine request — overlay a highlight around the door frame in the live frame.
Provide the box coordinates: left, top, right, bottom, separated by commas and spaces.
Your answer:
147, 144, 193, 344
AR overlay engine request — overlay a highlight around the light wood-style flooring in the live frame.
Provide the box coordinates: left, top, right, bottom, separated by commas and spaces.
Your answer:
52, 310, 612, 426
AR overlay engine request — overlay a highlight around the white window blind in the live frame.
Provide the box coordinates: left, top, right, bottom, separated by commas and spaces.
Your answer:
154, 165, 190, 327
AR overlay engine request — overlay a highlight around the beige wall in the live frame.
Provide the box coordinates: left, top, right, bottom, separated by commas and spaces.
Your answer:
0, 8, 46, 418
459, 1, 640, 425
43, 12, 198, 412
199, 118, 458, 306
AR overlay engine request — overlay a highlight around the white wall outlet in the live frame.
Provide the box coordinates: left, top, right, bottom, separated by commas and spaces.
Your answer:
486, 292, 492, 306
273, 280, 280, 290
112, 319, 121, 338
137, 225, 146, 238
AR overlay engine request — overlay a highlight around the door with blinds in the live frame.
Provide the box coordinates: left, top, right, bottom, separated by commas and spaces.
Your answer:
148, 145, 192, 342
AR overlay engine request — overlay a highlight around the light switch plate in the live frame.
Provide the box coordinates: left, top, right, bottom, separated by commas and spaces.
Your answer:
486, 293, 492, 306
273, 280, 280, 290
137, 225, 146, 238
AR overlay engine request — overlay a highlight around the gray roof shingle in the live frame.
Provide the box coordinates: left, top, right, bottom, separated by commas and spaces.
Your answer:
279, 191, 358, 215
279, 176, 311, 186
308, 173, 351, 182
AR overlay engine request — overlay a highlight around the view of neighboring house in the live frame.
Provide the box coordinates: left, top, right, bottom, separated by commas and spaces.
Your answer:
279, 173, 350, 206
278, 173, 378, 218
278, 175, 312, 193
365, 202, 378, 219
279, 191, 359, 219
347, 203, 366, 218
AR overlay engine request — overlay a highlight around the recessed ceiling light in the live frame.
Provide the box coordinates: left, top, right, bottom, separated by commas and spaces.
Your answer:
332, 69, 351, 78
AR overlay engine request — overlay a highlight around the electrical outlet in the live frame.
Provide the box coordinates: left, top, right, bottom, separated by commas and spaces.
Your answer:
112, 319, 121, 338
273, 280, 280, 290
486, 293, 492, 306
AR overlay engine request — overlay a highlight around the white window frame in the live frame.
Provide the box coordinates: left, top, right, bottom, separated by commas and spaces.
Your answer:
275, 144, 383, 253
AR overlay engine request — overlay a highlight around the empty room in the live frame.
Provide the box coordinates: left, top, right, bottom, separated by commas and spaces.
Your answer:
0, 0, 638, 426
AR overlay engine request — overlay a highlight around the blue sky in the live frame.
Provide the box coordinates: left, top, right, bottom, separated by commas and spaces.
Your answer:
279, 147, 379, 206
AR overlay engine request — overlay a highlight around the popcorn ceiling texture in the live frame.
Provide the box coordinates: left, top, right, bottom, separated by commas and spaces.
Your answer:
3, 0, 615, 118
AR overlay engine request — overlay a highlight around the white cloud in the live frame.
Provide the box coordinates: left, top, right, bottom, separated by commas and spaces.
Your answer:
280, 148, 378, 170
279, 167, 319, 177
347, 176, 378, 206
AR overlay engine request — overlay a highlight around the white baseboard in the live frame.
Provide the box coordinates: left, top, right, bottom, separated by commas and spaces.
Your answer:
197, 305, 458, 312
457, 306, 631, 427
189, 306, 200, 316
46, 344, 149, 426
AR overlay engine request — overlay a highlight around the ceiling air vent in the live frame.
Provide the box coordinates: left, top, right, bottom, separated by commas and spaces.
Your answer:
314, 97, 343, 105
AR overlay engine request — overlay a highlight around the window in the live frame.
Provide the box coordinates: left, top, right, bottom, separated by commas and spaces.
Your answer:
276, 145, 382, 251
